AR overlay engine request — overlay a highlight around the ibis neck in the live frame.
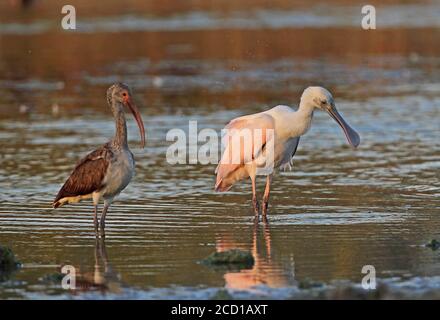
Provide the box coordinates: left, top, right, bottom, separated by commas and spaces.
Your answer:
111, 102, 128, 149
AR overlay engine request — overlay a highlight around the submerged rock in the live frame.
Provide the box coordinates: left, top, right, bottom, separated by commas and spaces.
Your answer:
298, 277, 324, 290
39, 272, 64, 283
201, 249, 254, 268
320, 282, 391, 300
425, 239, 440, 250
0, 246, 20, 281
0, 246, 20, 271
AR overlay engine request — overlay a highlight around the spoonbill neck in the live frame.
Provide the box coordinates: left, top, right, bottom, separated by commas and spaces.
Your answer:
286, 101, 315, 138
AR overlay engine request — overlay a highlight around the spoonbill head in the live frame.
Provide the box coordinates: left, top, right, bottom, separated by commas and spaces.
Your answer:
300, 86, 360, 148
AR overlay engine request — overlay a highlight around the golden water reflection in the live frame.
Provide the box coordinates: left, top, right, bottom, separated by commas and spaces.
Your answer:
216, 219, 294, 290
66, 238, 121, 295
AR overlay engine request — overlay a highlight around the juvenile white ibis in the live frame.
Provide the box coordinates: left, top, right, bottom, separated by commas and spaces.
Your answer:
53, 83, 145, 236
215, 86, 360, 217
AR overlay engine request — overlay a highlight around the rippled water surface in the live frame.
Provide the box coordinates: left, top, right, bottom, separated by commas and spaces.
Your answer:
0, 0, 439, 299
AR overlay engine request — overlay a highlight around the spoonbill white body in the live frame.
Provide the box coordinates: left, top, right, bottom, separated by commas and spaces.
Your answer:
215, 86, 360, 217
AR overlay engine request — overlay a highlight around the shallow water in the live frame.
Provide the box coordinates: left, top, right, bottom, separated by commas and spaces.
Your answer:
0, 0, 439, 299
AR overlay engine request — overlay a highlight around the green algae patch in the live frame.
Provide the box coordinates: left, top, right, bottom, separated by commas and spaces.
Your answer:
201, 249, 254, 268
211, 289, 234, 300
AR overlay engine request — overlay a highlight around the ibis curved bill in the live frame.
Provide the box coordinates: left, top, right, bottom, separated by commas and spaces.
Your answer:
124, 95, 145, 148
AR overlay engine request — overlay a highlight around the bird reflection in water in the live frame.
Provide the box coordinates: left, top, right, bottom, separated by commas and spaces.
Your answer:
216, 218, 295, 290
66, 238, 122, 294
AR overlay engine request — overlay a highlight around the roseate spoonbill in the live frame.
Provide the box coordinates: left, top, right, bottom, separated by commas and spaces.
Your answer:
215, 86, 360, 217
53, 83, 145, 236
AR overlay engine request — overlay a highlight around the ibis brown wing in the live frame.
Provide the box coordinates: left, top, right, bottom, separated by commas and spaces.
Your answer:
53, 144, 113, 207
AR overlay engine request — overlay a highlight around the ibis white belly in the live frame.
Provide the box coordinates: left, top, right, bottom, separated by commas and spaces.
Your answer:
102, 150, 135, 199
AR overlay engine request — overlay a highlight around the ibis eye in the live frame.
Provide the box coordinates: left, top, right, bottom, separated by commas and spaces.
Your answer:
122, 92, 127, 97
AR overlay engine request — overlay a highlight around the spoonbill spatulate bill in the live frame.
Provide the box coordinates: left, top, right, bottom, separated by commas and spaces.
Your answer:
53, 83, 146, 236
215, 86, 360, 217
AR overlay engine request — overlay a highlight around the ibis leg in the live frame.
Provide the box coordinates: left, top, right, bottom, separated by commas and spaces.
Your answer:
99, 202, 110, 237
93, 205, 99, 233
262, 174, 272, 217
